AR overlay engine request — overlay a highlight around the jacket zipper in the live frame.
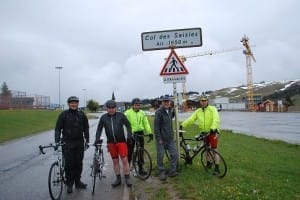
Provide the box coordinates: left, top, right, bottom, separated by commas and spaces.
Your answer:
111, 116, 117, 143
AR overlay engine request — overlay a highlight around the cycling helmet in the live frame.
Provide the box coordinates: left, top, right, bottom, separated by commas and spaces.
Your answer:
199, 93, 208, 101
106, 100, 117, 108
67, 96, 79, 103
131, 98, 142, 105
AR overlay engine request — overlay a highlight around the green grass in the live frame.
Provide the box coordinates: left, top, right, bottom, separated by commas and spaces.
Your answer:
142, 116, 300, 200
0, 109, 60, 143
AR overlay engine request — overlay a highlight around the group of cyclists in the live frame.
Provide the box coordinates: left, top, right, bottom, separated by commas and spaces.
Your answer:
54, 93, 221, 194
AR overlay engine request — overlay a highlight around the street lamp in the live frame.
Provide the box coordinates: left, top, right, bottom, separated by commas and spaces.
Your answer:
82, 89, 87, 109
55, 66, 63, 109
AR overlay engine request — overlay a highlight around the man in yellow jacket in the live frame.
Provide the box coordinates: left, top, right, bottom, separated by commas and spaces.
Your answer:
180, 93, 221, 174
125, 98, 152, 175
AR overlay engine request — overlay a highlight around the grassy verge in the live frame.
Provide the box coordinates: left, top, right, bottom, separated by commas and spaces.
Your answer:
0, 109, 60, 143
138, 116, 300, 200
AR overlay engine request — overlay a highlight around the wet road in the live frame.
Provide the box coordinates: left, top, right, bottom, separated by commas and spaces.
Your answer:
179, 111, 300, 144
0, 116, 136, 200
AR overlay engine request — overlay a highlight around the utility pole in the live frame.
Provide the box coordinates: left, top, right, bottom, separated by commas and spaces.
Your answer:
55, 66, 63, 109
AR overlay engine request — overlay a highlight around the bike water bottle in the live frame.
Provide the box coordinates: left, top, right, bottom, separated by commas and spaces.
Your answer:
193, 145, 199, 152
186, 144, 191, 151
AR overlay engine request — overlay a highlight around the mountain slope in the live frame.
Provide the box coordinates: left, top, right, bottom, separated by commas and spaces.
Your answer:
207, 79, 300, 105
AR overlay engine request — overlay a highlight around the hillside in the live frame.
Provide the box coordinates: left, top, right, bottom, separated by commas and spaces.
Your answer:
206, 79, 300, 105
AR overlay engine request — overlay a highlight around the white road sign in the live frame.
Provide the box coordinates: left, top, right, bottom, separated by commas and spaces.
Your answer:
163, 75, 186, 84
141, 28, 202, 51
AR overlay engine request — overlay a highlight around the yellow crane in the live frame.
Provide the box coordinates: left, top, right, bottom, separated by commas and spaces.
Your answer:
241, 35, 256, 111
174, 46, 247, 110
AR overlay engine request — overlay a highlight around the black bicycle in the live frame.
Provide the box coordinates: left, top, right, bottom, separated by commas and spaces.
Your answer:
90, 138, 105, 195
131, 134, 153, 180
39, 142, 65, 200
179, 130, 227, 178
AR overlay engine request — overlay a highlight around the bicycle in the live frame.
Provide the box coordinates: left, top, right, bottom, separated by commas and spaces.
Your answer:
131, 133, 153, 180
179, 130, 227, 178
90, 137, 105, 195
39, 142, 65, 200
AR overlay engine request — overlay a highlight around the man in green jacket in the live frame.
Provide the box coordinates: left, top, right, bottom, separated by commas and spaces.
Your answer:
180, 93, 221, 174
125, 98, 152, 175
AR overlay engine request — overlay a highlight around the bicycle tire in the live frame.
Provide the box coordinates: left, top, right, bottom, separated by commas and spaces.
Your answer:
133, 148, 152, 180
98, 149, 104, 180
200, 148, 227, 178
91, 157, 98, 195
48, 161, 63, 200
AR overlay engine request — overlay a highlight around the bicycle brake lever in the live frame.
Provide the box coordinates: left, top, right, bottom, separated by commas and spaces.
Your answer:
39, 145, 45, 154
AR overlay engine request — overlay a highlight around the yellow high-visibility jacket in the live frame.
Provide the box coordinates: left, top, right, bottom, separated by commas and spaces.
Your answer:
181, 105, 220, 133
125, 108, 152, 134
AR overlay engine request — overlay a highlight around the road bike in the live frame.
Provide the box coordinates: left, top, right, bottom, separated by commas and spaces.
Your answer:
39, 142, 65, 200
131, 134, 153, 180
179, 130, 227, 178
90, 138, 105, 195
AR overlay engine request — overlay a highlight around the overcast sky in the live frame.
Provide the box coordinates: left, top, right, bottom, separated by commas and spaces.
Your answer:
0, 0, 299, 105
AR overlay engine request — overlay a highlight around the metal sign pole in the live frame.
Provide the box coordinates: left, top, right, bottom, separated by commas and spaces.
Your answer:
173, 82, 180, 164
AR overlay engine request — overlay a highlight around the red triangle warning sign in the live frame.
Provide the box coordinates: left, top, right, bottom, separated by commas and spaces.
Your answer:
160, 49, 189, 76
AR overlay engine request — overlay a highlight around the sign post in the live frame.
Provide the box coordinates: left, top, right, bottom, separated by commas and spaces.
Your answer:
160, 48, 189, 164
141, 27, 202, 165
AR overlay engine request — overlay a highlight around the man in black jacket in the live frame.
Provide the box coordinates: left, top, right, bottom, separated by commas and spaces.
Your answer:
95, 100, 133, 187
154, 95, 178, 181
55, 96, 89, 194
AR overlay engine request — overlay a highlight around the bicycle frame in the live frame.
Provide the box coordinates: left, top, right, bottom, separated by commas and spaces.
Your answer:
179, 131, 206, 163
90, 138, 105, 194
39, 142, 66, 200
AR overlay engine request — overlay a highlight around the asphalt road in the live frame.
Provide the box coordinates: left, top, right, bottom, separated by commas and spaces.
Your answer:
0, 116, 138, 200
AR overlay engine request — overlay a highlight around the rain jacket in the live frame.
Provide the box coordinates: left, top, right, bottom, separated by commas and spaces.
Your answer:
95, 112, 132, 143
55, 109, 89, 143
181, 105, 220, 133
154, 106, 175, 142
124, 108, 152, 134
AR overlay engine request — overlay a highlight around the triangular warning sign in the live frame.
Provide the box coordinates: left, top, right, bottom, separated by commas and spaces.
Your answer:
160, 49, 189, 76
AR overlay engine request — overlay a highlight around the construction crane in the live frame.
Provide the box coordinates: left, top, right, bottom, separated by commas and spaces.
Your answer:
241, 35, 256, 111
173, 46, 247, 110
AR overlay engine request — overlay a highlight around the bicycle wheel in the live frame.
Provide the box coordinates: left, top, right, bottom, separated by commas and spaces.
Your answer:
98, 149, 104, 180
91, 158, 98, 195
48, 161, 63, 200
133, 148, 152, 180
200, 148, 227, 178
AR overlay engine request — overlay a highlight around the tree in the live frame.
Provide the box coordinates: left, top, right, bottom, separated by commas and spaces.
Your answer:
1, 82, 10, 96
285, 94, 294, 107
87, 99, 99, 112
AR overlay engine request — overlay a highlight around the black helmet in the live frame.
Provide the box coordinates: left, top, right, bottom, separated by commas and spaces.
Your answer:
106, 100, 117, 108
131, 98, 141, 105
67, 96, 79, 103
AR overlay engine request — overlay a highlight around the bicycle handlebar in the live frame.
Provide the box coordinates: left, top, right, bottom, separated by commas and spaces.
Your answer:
134, 133, 153, 143
38, 142, 65, 154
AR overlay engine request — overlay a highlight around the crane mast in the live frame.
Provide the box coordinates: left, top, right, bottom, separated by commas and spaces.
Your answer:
241, 35, 256, 111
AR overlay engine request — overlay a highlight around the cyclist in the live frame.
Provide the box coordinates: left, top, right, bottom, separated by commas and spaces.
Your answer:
154, 95, 179, 181
125, 98, 153, 175
54, 96, 89, 194
94, 100, 133, 187
180, 93, 221, 174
